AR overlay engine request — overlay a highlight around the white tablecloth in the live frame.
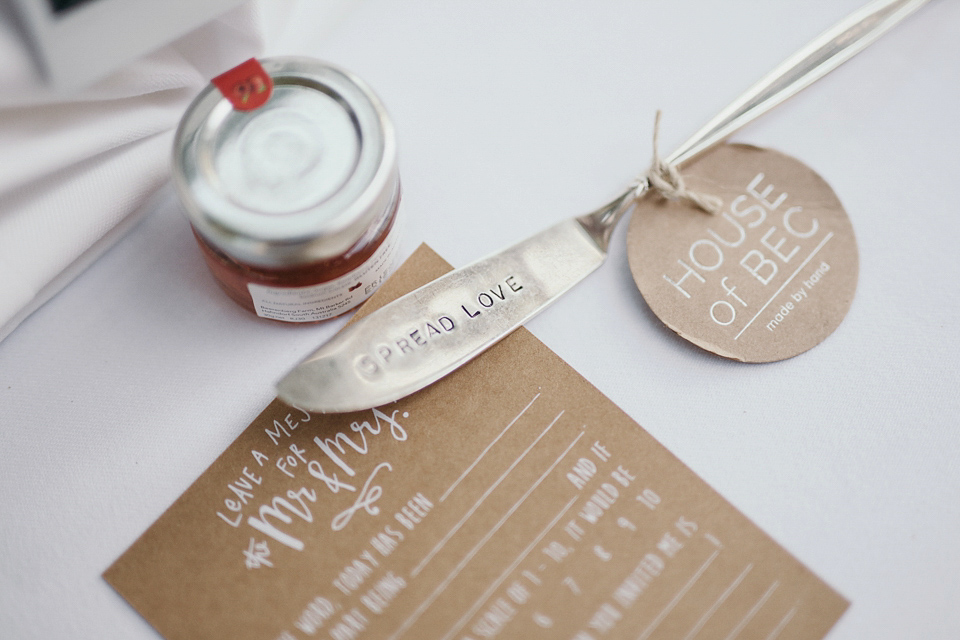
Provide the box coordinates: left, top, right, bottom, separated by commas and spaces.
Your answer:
1, 1, 958, 638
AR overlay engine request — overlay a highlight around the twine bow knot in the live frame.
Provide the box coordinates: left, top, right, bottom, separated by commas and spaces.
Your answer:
638, 111, 723, 215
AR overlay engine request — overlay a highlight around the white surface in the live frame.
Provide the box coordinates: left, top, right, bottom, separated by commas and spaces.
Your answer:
1, 1, 959, 638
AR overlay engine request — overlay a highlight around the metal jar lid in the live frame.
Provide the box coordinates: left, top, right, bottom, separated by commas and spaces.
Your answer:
172, 57, 398, 268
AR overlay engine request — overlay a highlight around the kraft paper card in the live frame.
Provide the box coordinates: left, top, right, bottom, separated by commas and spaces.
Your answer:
105, 245, 848, 640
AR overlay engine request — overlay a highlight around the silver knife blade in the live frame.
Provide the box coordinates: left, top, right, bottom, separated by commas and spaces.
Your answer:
278, 0, 928, 413
277, 215, 615, 413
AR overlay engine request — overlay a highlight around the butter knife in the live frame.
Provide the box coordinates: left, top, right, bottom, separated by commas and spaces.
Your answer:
278, 0, 927, 413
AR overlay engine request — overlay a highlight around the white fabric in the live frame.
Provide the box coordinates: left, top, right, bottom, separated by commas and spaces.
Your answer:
0, 2, 277, 342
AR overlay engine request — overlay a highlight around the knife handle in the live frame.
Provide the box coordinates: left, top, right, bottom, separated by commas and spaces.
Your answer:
581, 0, 928, 248
666, 0, 929, 168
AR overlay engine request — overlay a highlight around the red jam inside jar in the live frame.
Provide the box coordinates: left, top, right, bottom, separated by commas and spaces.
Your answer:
191, 188, 401, 321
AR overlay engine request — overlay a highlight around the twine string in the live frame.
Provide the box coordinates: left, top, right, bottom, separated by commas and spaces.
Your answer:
638, 110, 723, 215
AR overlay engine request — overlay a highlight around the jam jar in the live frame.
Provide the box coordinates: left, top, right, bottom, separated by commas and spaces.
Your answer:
172, 57, 402, 322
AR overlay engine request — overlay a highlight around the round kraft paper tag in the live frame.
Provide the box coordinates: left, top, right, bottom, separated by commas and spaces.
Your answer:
627, 143, 858, 363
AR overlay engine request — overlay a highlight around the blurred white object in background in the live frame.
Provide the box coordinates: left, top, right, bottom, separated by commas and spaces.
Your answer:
0, 0, 290, 342
8, 0, 248, 90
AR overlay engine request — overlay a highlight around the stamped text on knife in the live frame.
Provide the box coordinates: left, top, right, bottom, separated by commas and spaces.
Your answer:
355, 275, 525, 378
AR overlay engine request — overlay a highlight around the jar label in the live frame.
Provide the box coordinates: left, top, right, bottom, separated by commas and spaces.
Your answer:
247, 220, 403, 323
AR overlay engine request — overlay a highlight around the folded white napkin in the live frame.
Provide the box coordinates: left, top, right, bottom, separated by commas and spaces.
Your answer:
0, 2, 282, 343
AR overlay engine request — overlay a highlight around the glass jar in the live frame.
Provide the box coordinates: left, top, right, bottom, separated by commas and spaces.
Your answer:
172, 57, 402, 323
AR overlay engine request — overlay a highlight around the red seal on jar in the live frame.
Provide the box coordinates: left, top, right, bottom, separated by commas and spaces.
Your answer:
211, 58, 274, 111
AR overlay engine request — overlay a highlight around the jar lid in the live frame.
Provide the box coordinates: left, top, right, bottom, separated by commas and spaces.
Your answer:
173, 57, 398, 268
